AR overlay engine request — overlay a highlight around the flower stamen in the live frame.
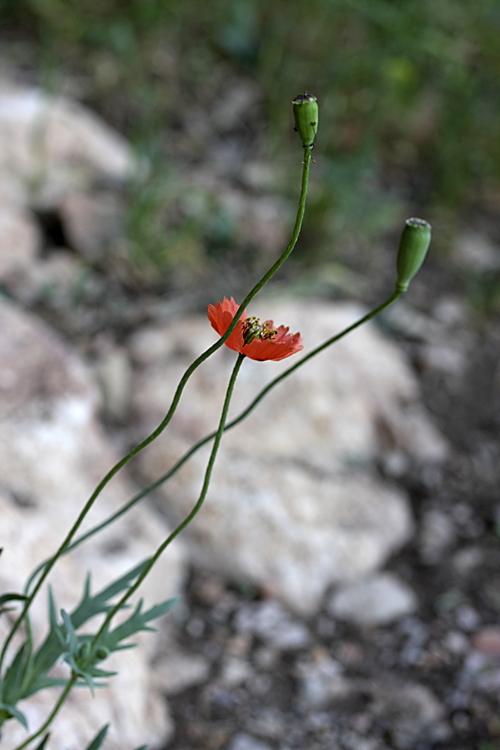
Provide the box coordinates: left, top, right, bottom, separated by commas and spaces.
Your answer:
207, 297, 302, 362
242, 316, 277, 346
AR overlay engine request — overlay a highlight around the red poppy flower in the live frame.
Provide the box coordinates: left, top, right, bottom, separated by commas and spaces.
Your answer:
207, 297, 303, 362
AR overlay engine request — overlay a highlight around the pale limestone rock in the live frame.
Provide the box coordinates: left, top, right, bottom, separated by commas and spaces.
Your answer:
453, 231, 500, 272
0, 84, 134, 208
59, 191, 124, 260
93, 343, 133, 422
131, 299, 446, 613
0, 82, 134, 302
234, 600, 310, 650
0, 203, 40, 281
153, 650, 210, 695
295, 651, 348, 707
9, 249, 85, 307
328, 572, 418, 626
0, 299, 185, 750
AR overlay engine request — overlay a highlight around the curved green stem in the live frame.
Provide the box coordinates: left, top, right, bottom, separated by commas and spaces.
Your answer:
1, 149, 312, 673
13, 674, 76, 750
25, 288, 402, 595
91, 353, 246, 646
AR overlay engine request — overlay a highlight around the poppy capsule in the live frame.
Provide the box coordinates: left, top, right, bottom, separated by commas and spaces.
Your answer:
396, 218, 431, 292
293, 93, 319, 148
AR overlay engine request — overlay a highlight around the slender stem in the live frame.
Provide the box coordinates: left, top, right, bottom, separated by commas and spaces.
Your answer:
13, 674, 76, 750
1, 149, 312, 672
240, 289, 403, 404
25, 288, 402, 592
91, 353, 246, 646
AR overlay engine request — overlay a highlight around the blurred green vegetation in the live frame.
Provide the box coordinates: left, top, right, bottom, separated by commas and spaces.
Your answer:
2, 0, 500, 277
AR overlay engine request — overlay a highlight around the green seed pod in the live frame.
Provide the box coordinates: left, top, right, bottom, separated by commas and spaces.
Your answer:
395, 217, 431, 292
95, 646, 110, 661
292, 93, 319, 148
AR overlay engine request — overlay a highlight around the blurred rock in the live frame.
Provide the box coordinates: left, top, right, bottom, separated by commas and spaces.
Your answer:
153, 649, 210, 695
453, 232, 500, 272
241, 161, 277, 192
132, 300, 446, 613
220, 655, 254, 687
0, 203, 40, 282
452, 546, 484, 576
0, 81, 135, 313
253, 646, 279, 671
379, 448, 410, 478
384, 301, 443, 342
234, 600, 310, 650
228, 733, 272, 750
0, 83, 134, 209
295, 650, 348, 707
399, 617, 429, 666
471, 627, 500, 657
247, 709, 285, 740
418, 508, 456, 565
210, 81, 261, 132
328, 573, 418, 627
480, 574, 500, 612
455, 604, 481, 632
432, 297, 469, 327
339, 736, 382, 750
0, 298, 185, 750
186, 166, 290, 255
9, 249, 84, 307
242, 195, 290, 253
60, 191, 124, 260
371, 682, 444, 749
93, 342, 133, 422
419, 342, 467, 376
461, 649, 500, 694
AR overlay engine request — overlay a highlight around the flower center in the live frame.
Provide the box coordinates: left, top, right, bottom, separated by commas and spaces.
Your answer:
242, 316, 277, 346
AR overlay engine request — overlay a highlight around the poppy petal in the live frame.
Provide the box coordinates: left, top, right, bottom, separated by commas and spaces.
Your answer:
207, 298, 302, 361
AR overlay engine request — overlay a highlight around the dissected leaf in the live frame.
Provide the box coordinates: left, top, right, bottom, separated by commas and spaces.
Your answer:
22, 675, 68, 700
103, 597, 179, 652
71, 561, 150, 630
2, 644, 28, 705
0, 701, 28, 730
84, 724, 109, 750
12, 560, 175, 709
28, 560, 150, 698
61, 610, 79, 656
32, 733, 50, 750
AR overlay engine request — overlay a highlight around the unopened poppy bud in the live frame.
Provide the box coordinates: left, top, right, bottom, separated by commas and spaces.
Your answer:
292, 93, 318, 148
395, 218, 431, 292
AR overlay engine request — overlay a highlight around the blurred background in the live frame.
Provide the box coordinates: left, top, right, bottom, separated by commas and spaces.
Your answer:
2, 0, 500, 312
2, 2, 500, 748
